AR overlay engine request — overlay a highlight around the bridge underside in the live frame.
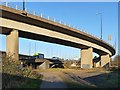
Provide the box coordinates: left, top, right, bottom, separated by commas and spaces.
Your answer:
1, 27, 107, 56
0, 27, 111, 68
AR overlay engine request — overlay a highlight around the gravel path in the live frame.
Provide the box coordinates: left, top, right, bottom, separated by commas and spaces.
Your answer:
40, 71, 67, 89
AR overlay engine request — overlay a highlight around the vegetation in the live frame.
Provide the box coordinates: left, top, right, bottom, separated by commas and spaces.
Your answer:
106, 54, 120, 87
61, 75, 95, 89
1, 54, 120, 88
2, 56, 43, 88
63, 60, 81, 69
111, 54, 120, 68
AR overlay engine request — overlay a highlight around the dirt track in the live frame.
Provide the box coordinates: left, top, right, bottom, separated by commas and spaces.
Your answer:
40, 70, 67, 89
38, 68, 118, 88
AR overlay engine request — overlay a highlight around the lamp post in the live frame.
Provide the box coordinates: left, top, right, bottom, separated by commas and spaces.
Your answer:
96, 13, 103, 40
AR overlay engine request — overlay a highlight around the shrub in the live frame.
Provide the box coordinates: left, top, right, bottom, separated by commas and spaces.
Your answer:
2, 56, 42, 88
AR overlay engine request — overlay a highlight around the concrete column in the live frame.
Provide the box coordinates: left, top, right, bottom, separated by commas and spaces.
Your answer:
39, 61, 50, 69
95, 61, 101, 67
81, 47, 93, 68
6, 29, 19, 60
101, 54, 110, 68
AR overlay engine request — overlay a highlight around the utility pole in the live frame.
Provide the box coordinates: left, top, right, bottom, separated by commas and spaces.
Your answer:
100, 14, 102, 40
115, 32, 116, 49
23, 0, 25, 11
96, 12, 103, 40
35, 42, 36, 54
29, 42, 31, 56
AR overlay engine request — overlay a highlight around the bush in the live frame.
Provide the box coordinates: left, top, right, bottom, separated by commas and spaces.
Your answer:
2, 56, 42, 88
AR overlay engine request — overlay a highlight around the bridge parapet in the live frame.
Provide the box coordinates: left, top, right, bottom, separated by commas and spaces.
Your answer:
1, 1, 103, 40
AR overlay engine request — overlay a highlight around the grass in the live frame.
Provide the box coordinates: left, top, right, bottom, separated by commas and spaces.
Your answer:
2, 56, 43, 88
60, 75, 95, 89
64, 80, 93, 88
21, 78, 42, 88
20, 70, 43, 88
60, 67, 120, 88
105, 70, 120, 88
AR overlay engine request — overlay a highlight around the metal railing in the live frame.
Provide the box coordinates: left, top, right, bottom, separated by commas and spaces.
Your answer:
0, 2, 87, 32
0, 1, 115, 49
0, 2, 98, 37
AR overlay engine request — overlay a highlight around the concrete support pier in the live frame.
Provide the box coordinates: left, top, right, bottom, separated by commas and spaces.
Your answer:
101, 54, 110, 68
38, 61, 50, 69
95, 61, 101, 67
81, 47, 93, 68
6, 29, 19, 60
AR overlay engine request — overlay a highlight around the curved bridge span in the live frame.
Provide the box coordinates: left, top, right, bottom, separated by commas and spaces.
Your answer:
0, 4, 115, 68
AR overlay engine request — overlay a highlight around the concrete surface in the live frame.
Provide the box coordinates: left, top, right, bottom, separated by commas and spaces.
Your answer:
81, 48, 93, 68
6, 29, 19, 60
39, 61, 50, 69
101, 54, 110, 67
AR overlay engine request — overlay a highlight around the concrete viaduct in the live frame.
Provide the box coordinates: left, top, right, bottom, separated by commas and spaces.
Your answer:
0, 4, 115, 68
